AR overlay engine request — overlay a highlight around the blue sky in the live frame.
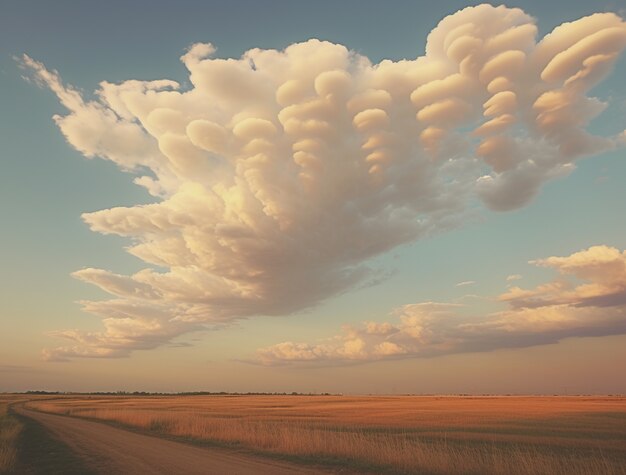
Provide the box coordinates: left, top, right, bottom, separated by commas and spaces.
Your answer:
1, 0, 626, 392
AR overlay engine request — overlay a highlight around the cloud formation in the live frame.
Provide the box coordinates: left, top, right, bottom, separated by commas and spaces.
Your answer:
257, 246, 626, 365
20, 4, 626, 360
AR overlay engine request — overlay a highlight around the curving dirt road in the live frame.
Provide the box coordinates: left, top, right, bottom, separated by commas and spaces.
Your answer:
14, 405, 341, 475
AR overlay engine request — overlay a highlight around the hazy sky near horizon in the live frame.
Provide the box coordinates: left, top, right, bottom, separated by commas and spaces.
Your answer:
2, 0, 626, 393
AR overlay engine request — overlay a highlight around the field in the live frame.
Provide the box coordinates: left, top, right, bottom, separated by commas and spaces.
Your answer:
0, 395, 24, 473
24, 395, 626, 474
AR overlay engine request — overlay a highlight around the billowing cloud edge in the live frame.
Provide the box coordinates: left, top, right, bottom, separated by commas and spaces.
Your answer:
16, 4, 626, 361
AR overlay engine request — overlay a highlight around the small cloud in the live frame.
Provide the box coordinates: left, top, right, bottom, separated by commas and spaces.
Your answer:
0, 364, 38, 373
256, 245, 626, 366
506, 274, 522, 282
459, 294, 486, 300
456, 280, 476, 287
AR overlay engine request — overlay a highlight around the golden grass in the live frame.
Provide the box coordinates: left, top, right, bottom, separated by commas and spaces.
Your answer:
27, 395, 626, 475
0, 395, 23, 473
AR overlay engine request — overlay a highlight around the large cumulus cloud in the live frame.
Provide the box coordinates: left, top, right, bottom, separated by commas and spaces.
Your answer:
20, 4, 626, 360
257, 246, 626, 365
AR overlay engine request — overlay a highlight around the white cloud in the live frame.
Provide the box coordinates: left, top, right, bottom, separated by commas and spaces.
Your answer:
20, 5, 626, 360
257, 246, 626, 365
456, 280, 476, 287
501, 245, 626, 308
506, 274, 522, 281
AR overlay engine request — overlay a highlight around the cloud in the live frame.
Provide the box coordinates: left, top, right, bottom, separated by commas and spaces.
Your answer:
456, 280, 476, 287
20, 5, 626, 360
256, 245, 626, 365
0, 365, 38, 373
501, 245, 626, 308
506, 274, 522, 281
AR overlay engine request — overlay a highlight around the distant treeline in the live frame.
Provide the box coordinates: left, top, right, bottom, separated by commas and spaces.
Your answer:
20, 391, 623, 397
23, 390, 338, 396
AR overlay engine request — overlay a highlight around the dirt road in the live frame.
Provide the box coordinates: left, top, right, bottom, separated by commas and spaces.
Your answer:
14, 405, 338, 475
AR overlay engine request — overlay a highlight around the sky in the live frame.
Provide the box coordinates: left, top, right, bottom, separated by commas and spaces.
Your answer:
1, 0, 626, 394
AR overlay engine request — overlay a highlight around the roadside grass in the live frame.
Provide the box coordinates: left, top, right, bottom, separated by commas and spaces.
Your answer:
0, 397, 22, 474
1, 396, 95, 475
27, 395, 626, 475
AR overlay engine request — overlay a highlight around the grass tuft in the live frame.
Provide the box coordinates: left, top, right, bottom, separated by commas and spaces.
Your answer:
0, 397, 22, 473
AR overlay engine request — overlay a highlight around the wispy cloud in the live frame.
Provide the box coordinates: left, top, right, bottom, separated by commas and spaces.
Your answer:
506, 274, 522, 282
19, 5, 626, 361
256, 245, 626, 365
456, 280, 476, 287
0, 365, 39, 373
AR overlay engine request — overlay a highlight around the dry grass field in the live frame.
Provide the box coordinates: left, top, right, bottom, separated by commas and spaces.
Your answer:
0, 395, 25, 473
25, 395, 626, 474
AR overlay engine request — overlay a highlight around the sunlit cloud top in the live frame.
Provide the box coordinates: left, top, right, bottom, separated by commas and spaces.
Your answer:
19, 4, 626, 361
